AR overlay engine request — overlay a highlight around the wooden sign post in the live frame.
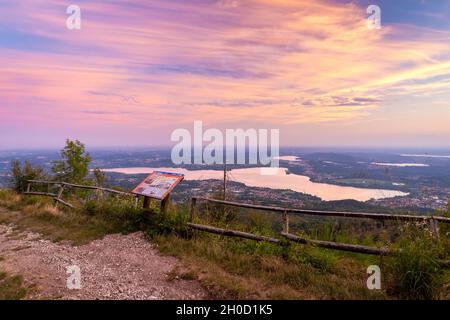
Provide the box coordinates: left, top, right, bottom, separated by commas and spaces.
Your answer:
143, 196, 153, 210
131, 171, 184, 213
161, 194, 170, 213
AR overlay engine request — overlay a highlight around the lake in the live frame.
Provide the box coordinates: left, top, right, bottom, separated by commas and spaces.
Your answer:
101, 167, 408, 202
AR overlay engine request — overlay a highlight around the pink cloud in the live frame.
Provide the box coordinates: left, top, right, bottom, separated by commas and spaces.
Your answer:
1, 0, 450, 148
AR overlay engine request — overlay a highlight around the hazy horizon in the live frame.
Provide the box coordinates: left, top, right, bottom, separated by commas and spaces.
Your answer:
1, 145, 449, 154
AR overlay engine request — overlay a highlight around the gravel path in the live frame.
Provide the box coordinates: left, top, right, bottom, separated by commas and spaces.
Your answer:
0, 224, 207, 300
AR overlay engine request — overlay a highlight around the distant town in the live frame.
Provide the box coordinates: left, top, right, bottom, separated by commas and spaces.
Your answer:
0, 147, 449, 213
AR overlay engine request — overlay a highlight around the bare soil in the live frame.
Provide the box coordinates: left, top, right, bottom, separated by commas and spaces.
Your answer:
0, 224, 208, 300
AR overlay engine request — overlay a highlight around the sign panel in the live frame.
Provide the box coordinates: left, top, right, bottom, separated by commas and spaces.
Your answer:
131, 171, 184, 200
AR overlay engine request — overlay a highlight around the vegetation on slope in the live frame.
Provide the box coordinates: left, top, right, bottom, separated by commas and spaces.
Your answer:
0, 188, 448, 300
0, 140, 448, 300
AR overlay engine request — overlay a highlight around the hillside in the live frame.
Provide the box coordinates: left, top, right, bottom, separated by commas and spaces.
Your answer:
1, 189, 449, 300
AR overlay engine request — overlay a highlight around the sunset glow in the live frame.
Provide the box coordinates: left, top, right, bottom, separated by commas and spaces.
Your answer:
1, 0, 450, 148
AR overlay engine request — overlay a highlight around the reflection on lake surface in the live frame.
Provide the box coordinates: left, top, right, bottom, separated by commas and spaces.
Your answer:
400, 154, 450, 159
102, 167, 409, 201
274, 156, 302, 162
371, 162, 429, 167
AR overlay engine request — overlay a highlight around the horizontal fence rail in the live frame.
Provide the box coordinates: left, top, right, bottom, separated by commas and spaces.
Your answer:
26, 180, 131, 196
188, 223, 280, 243
24, 179, 135, 208
280, 232, 393, 256
192, 196, 450, 224
189, 197, 450, 267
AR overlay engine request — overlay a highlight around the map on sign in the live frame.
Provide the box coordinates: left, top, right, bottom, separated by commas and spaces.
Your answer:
131, 171, 184, 200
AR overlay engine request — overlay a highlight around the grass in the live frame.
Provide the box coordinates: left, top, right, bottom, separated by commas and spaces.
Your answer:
151, 233, 388, 299
167, 266, 199, 281
382, 222, 448, 299
146, 209, 388, 299
0, 189, 146, 245
0, 271, 27, 300
0, 188, 449, 300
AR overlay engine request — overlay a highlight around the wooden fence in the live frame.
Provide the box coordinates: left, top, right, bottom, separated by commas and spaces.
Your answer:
21, 184, 450, 266
24, 179, 136, 208
189, 196, 450, 267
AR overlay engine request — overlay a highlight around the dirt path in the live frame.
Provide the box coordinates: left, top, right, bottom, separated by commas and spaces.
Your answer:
0, 224, 207, 300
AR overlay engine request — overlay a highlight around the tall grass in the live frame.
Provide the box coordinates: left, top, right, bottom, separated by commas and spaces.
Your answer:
384, 222, 446, 299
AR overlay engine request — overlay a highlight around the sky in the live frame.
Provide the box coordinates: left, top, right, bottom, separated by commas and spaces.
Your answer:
1, 0, 450, 149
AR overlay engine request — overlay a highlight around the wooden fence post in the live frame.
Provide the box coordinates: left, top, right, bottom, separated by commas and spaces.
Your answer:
96, 189, 104, 203
282, 210, 289, 233
428, 218, 439, 238
190, 197, 197, 221
56, 184, 65, 200
54, 184, 65, 207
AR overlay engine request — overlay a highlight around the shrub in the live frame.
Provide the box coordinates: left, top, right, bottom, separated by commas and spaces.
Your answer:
89, 197, 145, 233
146, 207, 192, 239
10, 160, 46, 192
385, 222, 445, 300
84, 200, 97, 215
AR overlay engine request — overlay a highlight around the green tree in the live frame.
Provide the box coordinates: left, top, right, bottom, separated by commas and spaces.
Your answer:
52, 139, 91, 184
10, 160, 46, 192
